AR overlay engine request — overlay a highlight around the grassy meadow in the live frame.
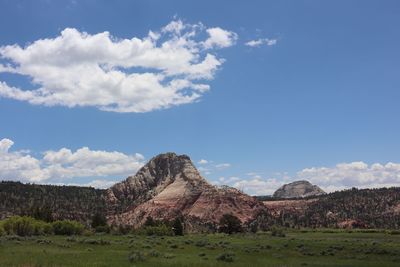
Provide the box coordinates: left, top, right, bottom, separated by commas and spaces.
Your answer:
1, 229, 400, 267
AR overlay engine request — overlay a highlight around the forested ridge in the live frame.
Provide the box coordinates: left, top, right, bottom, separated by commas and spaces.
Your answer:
261, 187, 400, 229
2, 180, 400, 229
0, 181, 106, 224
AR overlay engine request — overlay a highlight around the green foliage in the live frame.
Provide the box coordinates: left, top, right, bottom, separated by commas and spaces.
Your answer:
142, 224, 174, 236
1, 216, 53, 236
218, 214, 243, 234
52, 220, 84, 235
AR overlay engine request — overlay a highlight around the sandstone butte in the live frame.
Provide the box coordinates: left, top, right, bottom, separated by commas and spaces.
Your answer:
105, 152, 265, 232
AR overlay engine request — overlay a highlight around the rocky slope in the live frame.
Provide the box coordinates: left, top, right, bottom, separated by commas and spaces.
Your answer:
272, 180, 326, 199
105, 153, 264, 231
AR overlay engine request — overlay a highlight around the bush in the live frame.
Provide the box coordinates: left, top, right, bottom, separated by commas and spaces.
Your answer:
271, 227, 286, 237
95, 225, 110, 233
52, 220, 84, 235
81, 238, 111, 245
2, 216, 52, 236
216, 252, 235, 262
143, 224, 174, 236
218, 214, 243, 234
148, 249, 161, 257
195, 239, 209, 247
128, 251, 146, 263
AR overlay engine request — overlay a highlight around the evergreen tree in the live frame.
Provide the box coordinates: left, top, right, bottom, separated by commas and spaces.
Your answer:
172, 217, 184, 236
218, 214, 243, 234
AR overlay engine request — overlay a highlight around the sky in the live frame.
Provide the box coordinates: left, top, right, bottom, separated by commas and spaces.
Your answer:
1, 0, 400, 195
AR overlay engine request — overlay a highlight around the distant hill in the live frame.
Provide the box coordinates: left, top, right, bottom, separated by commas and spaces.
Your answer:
272, 180, 326, 199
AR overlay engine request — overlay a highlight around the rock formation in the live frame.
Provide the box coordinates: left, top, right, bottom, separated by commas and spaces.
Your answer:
272, 180, 325, 199
105, 152, 264, 231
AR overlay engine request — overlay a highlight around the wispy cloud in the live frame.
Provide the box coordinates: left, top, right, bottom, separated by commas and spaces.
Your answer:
245, 38, 277, 47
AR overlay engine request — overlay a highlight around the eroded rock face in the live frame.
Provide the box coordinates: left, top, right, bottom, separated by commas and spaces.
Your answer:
105, 153, 264, 231
272, 180, 325, 199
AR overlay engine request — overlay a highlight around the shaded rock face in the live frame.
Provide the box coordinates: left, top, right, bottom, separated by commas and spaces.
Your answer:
272, 180, 325, 199
105, 153, 264, 231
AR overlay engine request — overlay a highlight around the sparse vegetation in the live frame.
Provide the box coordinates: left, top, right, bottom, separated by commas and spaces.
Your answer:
0, 229, 399, 266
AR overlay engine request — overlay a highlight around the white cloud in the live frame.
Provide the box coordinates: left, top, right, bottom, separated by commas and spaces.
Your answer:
297, 161, 400, 192
0, 138, 144, 184
223, 161, 400, 195
245, 38, 277, 47
0, 20, 237, 113
232, 177, 283, 196
198, 159, 208, 164
203, 27, 238, 49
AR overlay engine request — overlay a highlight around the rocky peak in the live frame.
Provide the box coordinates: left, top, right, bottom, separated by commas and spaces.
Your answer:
106, 152, 206, 211
273, 180, 326, 199
105, 152, 265, 230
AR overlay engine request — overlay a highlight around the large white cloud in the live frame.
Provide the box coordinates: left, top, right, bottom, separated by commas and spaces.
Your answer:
218, 161, 400, 195
0, 20, 237, 113
0, 138, 144, 185
297, 161, 400, 192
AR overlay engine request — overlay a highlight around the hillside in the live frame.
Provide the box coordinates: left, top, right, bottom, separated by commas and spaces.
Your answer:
1, 153, 400, 231
0, 181, 106, 224
262, 187, 400, 229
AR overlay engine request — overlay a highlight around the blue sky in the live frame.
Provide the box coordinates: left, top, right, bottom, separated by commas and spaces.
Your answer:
0, 0, 400, 195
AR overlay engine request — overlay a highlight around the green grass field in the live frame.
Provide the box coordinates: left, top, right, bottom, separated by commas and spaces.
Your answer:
1, 230, 400, 267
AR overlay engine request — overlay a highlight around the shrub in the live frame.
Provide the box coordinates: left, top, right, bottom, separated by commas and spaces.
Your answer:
128, 251, 146, 263
163, 253, 175, 259
1, 216, 52, 236
0, 225, 4, 236
143, 224, 174, 236
195, 239, 209, 247
81, 238, 111, 245
95, 225, 110, 233
148, 249, 161, 257
218, 214, 243, 234
52, 220, 84, 235
271, 227, 286, 237
116, 224, 131, 235
216, 252, 235, 262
